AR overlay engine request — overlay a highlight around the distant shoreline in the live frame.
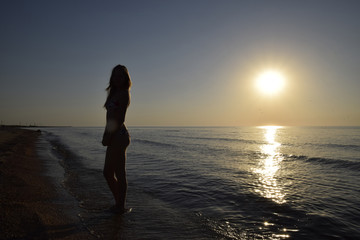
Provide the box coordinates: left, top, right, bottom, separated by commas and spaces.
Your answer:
1, 125, 73, 128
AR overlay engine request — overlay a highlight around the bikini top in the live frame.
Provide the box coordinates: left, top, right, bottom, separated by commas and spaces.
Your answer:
105, 99, 120, 111
105, 90, 129, 111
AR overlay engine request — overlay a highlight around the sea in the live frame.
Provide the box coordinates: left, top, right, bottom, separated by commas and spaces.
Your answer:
34, 126, 360, 239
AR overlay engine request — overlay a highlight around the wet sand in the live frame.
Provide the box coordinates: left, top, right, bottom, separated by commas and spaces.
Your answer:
0, 127, 94, 240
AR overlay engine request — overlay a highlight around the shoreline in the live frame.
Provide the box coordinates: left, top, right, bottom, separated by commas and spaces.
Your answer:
0, 127, 94, 239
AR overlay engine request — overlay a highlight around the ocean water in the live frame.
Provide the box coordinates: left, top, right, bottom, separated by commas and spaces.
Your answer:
36, 126, 360, 239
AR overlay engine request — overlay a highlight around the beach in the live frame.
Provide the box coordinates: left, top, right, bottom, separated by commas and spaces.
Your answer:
2, 126, 359, 239
0, 127, 93, 240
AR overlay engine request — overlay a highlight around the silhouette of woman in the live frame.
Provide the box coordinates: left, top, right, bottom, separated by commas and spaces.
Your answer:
102, 65, 131, 213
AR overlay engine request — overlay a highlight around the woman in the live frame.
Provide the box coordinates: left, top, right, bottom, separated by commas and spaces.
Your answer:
102, 65, 131, 213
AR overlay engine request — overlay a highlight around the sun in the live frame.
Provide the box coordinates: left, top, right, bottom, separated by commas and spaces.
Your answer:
256, 70, 285, 95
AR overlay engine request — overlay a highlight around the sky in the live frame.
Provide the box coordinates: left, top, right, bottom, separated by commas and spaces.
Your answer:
1, 0, 360, 127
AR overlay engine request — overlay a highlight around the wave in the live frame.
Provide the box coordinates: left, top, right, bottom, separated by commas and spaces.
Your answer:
185, 136, 262, 145
286, 154, 360, 171
306, 157, 360, 170
321, 143, 360, 151
42, 131, 110, 203
131, 138, 178, 148
304, 142, 360, 151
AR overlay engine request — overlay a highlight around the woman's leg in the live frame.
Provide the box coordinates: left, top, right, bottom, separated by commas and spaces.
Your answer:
103, 146, 121, 206
115, 134, 130, 210
103, 133, 130, 211
114, 150, 127, 210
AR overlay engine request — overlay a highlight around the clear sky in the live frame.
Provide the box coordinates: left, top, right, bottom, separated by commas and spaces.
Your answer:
1, 0, 359, 126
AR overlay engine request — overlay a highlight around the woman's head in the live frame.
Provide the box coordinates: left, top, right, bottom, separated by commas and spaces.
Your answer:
104, 65, 131, 107
108, 65, 132, 90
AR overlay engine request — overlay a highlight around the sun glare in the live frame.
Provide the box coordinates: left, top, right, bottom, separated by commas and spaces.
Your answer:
256, 70, 285, 95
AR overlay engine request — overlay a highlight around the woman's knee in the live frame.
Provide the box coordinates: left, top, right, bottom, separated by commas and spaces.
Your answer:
103, 168, 114, 180
119, 178, 128, 190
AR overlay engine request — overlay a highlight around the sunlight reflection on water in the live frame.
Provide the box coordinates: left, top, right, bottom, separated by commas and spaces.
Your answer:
253, 126, 286, 204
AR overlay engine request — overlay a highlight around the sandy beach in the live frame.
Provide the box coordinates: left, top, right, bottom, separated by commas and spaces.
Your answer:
0, 127, 94, 240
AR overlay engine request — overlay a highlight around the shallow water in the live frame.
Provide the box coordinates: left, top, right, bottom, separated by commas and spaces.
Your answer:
37, 126, 360, 239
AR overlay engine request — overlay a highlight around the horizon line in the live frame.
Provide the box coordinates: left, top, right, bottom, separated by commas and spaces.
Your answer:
4, 124, 360, 128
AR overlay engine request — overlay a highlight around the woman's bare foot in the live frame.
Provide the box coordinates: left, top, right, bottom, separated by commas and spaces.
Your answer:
109, 205, 132, 214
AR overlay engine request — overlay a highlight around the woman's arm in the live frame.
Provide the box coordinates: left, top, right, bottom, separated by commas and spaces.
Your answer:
102, 110, 116, 146
102, 92, 128, 146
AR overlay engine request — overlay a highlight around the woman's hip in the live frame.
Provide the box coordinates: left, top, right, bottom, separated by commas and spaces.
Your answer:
111, 130, 130, 148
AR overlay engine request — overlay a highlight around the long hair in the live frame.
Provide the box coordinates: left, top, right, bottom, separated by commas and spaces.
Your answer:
104, 65, 132, 107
